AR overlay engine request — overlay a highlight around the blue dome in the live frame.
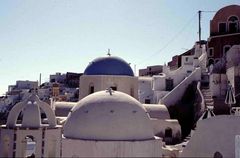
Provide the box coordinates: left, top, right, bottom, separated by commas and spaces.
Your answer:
84, 56, 134, 76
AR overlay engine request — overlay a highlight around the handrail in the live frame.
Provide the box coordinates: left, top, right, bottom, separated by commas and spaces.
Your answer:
197, 81, 205, 113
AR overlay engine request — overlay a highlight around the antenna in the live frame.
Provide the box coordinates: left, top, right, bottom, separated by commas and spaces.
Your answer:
39, 73, 42, 87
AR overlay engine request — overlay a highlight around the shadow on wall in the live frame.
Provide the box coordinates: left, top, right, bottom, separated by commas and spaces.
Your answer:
167, 82, 197, 139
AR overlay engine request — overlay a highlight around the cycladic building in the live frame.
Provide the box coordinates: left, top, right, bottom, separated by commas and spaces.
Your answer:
79, 56, 138, 100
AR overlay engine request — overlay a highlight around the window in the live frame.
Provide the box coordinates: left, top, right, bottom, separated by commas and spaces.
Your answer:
228, 16, 239, 33
110, 86, 117, 91
89, 83, 94, 94
145, 99, 150, 104
185, 57, 188, 62
208, 58, 214, 66
219, 22, 227, 33
165, 127, 172, 138
213, 151, 223, 158
208, 48, 214, 57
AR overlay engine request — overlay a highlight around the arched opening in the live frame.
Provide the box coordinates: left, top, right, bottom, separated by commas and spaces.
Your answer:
88, 83, 94, 94
208, 58, 214, 66
223, 45, 231, 57
228, 16, 239, 33
23, 135, 36, 158
213, 151, 223, 158
165, 127, 173, 138
110, 83, 117, 91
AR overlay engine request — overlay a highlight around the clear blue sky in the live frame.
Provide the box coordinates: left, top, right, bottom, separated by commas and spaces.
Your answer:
0, 0, 239, 95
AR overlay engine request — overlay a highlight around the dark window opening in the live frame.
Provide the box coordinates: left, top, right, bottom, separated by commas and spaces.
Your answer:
110, 86, 117, 91
208, 59, 214, 66
209, 48, 214, 57
213, 151, 223, 158
229, 22, 238, 33
89, 86, 94, 94
166, 79, 174, 91
219, 23, 226, 33
165, 128, 172, 138
145, 99, 151, 104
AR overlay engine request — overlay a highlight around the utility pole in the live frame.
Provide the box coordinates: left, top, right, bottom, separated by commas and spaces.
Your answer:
198, 10, 202, 43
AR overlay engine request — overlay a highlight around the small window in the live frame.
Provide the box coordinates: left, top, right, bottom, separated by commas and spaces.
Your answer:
185, 57, 188, 62
165, 128, 172, 138
208, 58, 214, 66
90, 86, 94, 94
145, 99, 150, 104
213, 151, 223, 158
219, 23, 226, 33
110, 86, 117, 91
208, 48, 214, 57
89, 83, 94, 94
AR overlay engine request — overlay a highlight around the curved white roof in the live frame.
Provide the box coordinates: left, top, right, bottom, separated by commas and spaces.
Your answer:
143, 104, 170, 119
6, 94, 56, 128
54, 101, 76, 117
63, 90, 154, 140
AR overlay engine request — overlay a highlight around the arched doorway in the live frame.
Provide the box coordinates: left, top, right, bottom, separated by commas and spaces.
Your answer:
24, 135, 36, 158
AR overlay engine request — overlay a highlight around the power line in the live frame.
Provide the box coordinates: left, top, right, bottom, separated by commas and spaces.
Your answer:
137, 13, 198, 65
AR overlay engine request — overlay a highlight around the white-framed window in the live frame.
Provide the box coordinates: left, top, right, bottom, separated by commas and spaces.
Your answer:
228, 16, 239, 33
208, 48, 214, 57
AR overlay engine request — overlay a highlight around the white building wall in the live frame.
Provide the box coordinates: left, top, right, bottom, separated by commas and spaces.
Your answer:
138, 77, 154, 103
79, 75, 138, 100
209, 73, 228, 97
181, 115, 240, 158
62, 138, 163, 157
0, 128, 14, 157
43, 128, 61, 157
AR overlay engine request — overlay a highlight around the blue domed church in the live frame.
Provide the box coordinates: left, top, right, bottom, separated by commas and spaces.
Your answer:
79, 56, 138, 99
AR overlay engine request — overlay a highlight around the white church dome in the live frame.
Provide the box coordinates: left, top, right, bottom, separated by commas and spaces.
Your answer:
63, 90, 154, 140
6, 93, 56, 128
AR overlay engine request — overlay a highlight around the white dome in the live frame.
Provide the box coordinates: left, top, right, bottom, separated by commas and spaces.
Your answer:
6, 94, 56, 128
63, 90, 154, 140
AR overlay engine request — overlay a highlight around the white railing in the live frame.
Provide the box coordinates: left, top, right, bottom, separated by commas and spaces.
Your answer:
159, 68, 201, 106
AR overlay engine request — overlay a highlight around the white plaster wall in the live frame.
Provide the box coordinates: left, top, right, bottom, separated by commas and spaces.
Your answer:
181, 56, 194, 66
0, 128, 14, 157
181, 115, 240, 158
62, 137, 163, 157
43, 128, 61, 157
153, 91, 169, 104
209, 74, 227, 97
152, 75, 166, 91
79, 75, 138, 100
138, 77, 154, 103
